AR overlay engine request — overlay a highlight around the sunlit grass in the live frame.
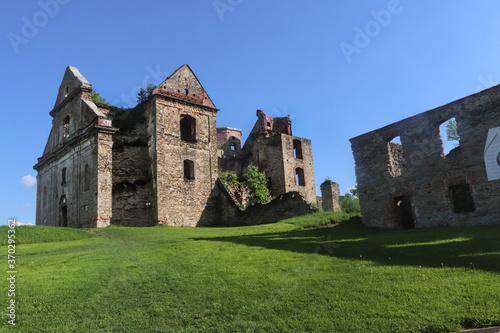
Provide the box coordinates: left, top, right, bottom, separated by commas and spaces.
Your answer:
0, 212, 499, 332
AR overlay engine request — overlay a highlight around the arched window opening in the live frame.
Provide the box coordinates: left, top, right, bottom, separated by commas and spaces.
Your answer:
293, 139, 303, 159
184, 160, 195, 180
439, 118, 460, 157
59, 195, 68, 227
61, 168, 67, 185
230, 142, 236, 151
63, 116, 70, 140
295, 168, 305, 186
180, 115, 196, 143
388, 136, 403, 177
84, 164, 90, 191
64, 87, 69, 98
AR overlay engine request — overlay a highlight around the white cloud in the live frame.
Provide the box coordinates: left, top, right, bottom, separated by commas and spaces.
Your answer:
14, 221, 34, 226
21, 175, 36, 189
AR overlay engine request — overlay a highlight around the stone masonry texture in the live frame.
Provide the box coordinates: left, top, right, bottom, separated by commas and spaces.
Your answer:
350, 84, 500, 228
34, 65, 322, 227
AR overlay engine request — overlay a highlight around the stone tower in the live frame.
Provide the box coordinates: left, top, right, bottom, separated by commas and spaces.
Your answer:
148, 64, 219, 226
34, 66, 117, 228
320, 180, 340, 211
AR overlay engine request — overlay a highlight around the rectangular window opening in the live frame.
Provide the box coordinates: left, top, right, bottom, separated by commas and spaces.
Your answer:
184, 160, 195, 180
439, 118, 460, 157
449, 184, 474, 213
394, 195, 415, 229
295, 168, 305, 186
388, 136, 404, 177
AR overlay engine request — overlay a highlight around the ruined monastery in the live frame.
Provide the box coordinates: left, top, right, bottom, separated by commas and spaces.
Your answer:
34, 65, 337, 228
351, 85, 500, 228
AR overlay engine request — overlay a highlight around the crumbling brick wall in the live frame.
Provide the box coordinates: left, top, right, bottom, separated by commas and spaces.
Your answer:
350, 85, 500, 228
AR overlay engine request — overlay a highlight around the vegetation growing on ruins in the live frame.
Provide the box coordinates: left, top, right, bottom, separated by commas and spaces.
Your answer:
111, 104, 147, 132
218, 166, 271, 205
243, 165, 271, 205
136, 84, 156, 104
91, 89, 111, 106
2, 213, 499, 332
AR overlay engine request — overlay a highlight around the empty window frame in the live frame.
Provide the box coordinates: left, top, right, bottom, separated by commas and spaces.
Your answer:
295, 168, 305, 186
84, 164, 90, 191
439, 118, 460, 156
184, 160, 195, 180
293, 139, 303, 159
180, 115, 196, 143
388, 136, 403, 177
63, 116, 70, 140
230, 142, 236, 151
394, 195, 415, 229
449, 183, 474, 213
61, 168, 67, 185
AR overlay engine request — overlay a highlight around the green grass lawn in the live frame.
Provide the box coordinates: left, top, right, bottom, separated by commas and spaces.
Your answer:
1, 212, 499, 332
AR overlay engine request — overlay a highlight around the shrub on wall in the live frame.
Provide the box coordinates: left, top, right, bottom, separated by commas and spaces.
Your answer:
243, 165, 270, 205
218, 166, 270, 205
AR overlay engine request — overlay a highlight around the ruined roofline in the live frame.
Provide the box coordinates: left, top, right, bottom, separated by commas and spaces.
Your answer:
153, 93, 219, 112
152, 64, 217, 109
349, 83, 500, 143
216, 127, 242, 132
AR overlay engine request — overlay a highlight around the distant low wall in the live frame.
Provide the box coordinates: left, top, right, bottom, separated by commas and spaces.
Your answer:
216, 180, 318, 226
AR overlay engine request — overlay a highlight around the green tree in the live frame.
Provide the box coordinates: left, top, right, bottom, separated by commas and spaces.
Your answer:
91, 89, 110, 106
218, 169, 240, 185
137, 84, 157, 104
339, 192, 361, 214
445, 119, 460, 143
243, 165, 270, 205
349, 184, 358, 198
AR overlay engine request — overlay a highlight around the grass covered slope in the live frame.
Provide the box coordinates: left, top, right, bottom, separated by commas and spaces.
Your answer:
0, 225, 94, 245
2, 212, 500, 332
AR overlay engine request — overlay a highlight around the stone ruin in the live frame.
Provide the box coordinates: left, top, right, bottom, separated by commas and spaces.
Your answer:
350, 85, 500, 228
34, 65, 340, 228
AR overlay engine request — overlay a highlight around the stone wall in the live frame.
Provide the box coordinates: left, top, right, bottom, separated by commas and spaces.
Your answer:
350, 84, 500, 228
281, 135, 317, 204
151, 96, 219, 226
111, 106, 154, 227
35, 67, 117, 228
320, 180, 340, 211
216, 180, 318, 226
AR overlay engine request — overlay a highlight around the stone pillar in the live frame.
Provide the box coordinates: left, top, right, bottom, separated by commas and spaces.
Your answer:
320, 180, 340, 211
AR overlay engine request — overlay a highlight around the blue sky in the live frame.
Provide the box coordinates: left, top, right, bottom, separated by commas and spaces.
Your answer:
2, 0, 500, 225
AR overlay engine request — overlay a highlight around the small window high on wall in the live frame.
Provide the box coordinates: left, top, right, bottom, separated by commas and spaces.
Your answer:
388, 136, 403, 177
63, 116, 70, 140
180, 115, 196, 143
439, 118, 460, 156
184, 160, 195, 180
61, 168, 67, 185
293, 139, 303, 159
295, 168, 305, 186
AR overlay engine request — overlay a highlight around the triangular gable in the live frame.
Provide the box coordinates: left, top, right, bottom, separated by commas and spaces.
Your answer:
54, 66, 92, 108
153, 64, 216, 108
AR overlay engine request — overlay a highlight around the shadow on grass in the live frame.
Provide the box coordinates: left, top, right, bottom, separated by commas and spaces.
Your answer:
194, 221, 500, 273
